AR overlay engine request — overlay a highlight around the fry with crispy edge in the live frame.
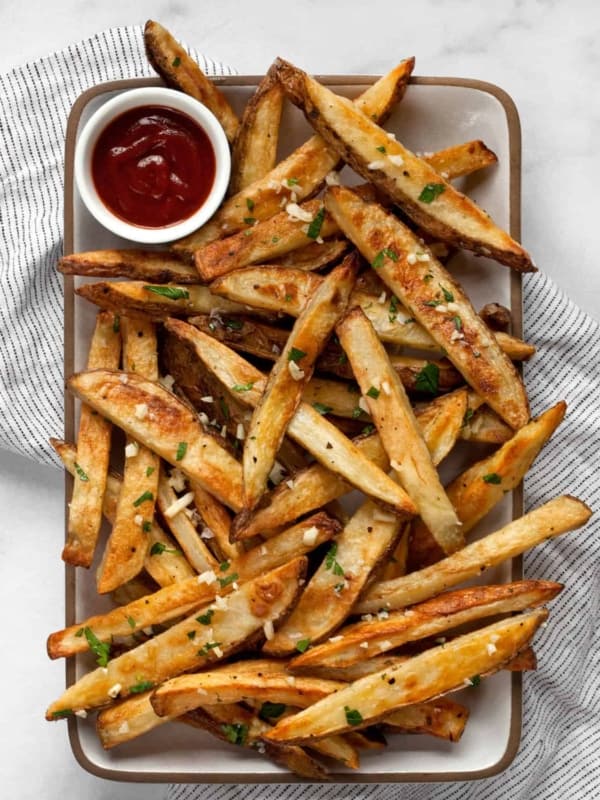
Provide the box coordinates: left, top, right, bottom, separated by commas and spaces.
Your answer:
409, 401, 567, 569
47, 512, 338, 659
63, 311, 121, 567
382, 697, 469, 742
243, 256, 358, 509
355, 496, 591, 614
337, 308, 462, 554
46, 558, 306, 717
144, 20, 239, 143
232, 389, 469, 541
97, 318, 160, 593
270, 239, 350, 271
230, 71, 284, 194
265, 609, 547, 743
173, 58, 414, 254
425, 139, 497, 179
58, 250, 200, 283
68, 370, 244, 510
164, 318, 417, 518
274, 58, 534, 273
76, 281, 246, 320
324, 185, 530, 429
290, 580, 562, 671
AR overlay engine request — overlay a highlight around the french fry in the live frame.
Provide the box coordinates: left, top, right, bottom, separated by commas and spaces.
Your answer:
76, 281, 246, 320
173, 59, 414, 254
58, 249, 200, 283
295, 655, 409, 683
290, 580, 562, 671
275, 58, 534, 272
355, 496, 591, 614
144, 20, 239, 143
265, 610, 547, 743
96, 318, 160, 593
188, 481, 240, 562
382, 697, 469, 742
63, 311, 121, 567
243, 256, 358, 509
337, 308, 462, 554
230, 71, 284, 194
425, 140, 497, 180
409, 402, 567, 569
97, 691, 169, 749
68, 370, 244, 510
46, 558, 306, 718
324, 185, 530, 429
270, 239, 350, 271
461, 405, 514, 444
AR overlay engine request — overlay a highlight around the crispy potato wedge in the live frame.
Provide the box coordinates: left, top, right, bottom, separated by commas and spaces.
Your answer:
275, 58, 534, 272
63, 311, 121, 567
425, 140, 497, 180
68, 370, 244, 510
263, 498, 404, 656
58, 249, 200, 283
243, 256, 357, 509
76, 281, 245, 320
411, 388, 468, 466
97, 691, 169, 749
296, 655, 409, 683
151, 671, 345, 718
144, 20, 239, 143
409, 402, 567, 569
382, 697, 469, 742
173, 59, 414, 254
265, 610, 548, 742
356, 496, 591, 614
46, 558, 306, 717
164, 319, 417, 518
271, 239, 350, 271
188, 480, 240, 562
461, 405, 514, 444
325, 185, 530, 429
290, 580, 562, 671
337, 308, 462, 554
230, 71, 284, 194
97, 318, 160, 593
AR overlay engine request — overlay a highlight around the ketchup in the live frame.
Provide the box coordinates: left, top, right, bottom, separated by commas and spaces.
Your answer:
92, 105, 216, 228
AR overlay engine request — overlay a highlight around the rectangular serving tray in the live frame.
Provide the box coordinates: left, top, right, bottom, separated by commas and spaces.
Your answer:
62, 73, 524, 783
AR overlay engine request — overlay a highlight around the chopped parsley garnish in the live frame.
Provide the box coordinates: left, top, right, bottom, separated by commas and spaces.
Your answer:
112, 314, 120, 333
143, 285, 189, 300
469, 674, 481, 687
176, 441, 188, 461
415, 363, 440, 395
196, 609, 215, 625
172, 56, 181, 68
127, 616, 136, 629
51, 709, 73, 719
259, 702, 286, 721
344, 706, 363, 726
376, 145, 386, 153
219, 397, 230, 420
462, 408, 475, 426
224, 318, 243, 331
133, 490, 154, 507
218, 572, 239, 588
129, 680, 154, 694
418, 183, 446, 203
483, 473, 502, 484
146, 466, 155, 477
352, 406, 363, 419
388, 295, 399, 323
221, 722, 248, 745
371, 248, 399, 269
366, 386, 380, 399
142, 521, 152, 533
453, 315, 463, 331
440, 285, 454, 302
325, 543, 345, 577
74, 462, 89, 482
404, 317, 416, 324
246, 197, 255, 212
187, 630, 196, 640
243, 217, 256, 225
338, 351, 348, 365
287, 177, 299, 186
220, 560, 230, 572
307, 207, 326, 240
150, 542, 180, 556
232, 382, 254, 393
288, 347, 307, 363
271, 236, 280, 244
424, 299, 442, 307
313, 402, 333, 415
198, 641, 222, 657
361, 424, 375, 435
295, 638, 311, 653
423, 273, 434, 282
83, 627, 110, 668
75, 628, 84, 638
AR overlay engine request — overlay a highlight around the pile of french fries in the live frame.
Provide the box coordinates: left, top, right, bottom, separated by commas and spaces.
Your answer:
46, 20, 593, 779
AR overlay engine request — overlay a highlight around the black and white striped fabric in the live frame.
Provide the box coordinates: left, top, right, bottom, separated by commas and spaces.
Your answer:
0, 26, 597, 798
0, 25, 234, 465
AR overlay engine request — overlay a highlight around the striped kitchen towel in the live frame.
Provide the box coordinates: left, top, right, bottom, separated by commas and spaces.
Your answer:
0, 24, 234, 465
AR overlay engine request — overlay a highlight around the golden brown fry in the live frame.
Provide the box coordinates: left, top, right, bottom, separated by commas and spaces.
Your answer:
506, 646, 537, 672
63, 311, 121, 567
97, 691, 168, 749
324, 185, 530, 429
68, 370, 244, 510
425, 140, 497, 180
270, 239, 350, 271
382, 697, 469, 742
58, 249, 200, 283
144, 20, 239, 143
230, 71, 284, 193
356, 496, 591, 614
337, 308, 462, 554
46, 558, 306, 718
275, 58, 534, 272
243, 256, 357, 509
189, 481, 240, 562
461, 405, 514, 444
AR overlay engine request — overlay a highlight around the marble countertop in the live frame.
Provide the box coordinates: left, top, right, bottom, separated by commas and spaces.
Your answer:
1, 2, 598, 799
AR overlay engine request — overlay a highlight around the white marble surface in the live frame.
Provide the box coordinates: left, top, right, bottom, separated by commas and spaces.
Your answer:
1, 1, 599, 798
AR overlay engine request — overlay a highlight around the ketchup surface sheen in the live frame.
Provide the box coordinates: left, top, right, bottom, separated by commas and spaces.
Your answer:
92, 105, 216, 228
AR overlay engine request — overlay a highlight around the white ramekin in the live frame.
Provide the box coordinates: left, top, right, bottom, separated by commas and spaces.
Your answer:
74, 86, 231, 244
